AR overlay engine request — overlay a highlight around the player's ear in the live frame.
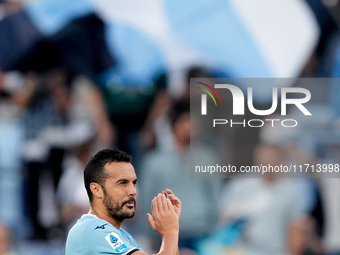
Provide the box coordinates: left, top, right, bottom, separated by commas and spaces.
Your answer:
90, 182, 104, 199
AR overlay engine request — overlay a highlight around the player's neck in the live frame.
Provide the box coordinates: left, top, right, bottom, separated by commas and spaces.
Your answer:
88, 207, 122, 229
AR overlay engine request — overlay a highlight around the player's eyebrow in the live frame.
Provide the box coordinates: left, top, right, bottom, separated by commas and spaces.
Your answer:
116, 178, 137, 184
116, 178, 128, 184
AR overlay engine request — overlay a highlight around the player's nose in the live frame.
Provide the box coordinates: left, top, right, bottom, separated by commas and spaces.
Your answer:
128, 183, 137, 197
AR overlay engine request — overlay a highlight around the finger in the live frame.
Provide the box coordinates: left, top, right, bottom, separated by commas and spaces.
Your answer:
162, 191, 168, 198
166, 190, 179, 200
166, 189, 179, 201
158, 193, 168, 212
151, 196, 159, 216
147, 213, 155, 229
156, 194, 163, 214
168, 194, 180, 203
161, 192, 172, 211
165, 188, 174, 195
165, 196, 174, 211
167, 193, 178, 199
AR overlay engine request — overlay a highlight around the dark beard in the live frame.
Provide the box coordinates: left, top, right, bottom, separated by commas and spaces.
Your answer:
102, 188, 136, 223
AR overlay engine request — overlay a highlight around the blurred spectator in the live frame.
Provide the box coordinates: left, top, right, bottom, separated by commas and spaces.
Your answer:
56, 137, 94, 234
139, 79, 172, 151
303, 0, 340, 77
281, 143, 325, 255
0, 72, 25, 235
138, 99, 222, 254
54, 75, 112, 235
19, 70, 71, 239
0, 223, 16, 255
18, 69, 112, 239
199, 144, 307, 255
317, 144, 340, 255
319, 178, 340, 255
95, 73, 169, 168
140, 66, 214, 152
0, 0, 24, 19
259, 121, 325, 255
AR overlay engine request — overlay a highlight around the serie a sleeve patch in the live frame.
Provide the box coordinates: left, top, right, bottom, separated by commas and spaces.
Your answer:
105, 232, 128, 253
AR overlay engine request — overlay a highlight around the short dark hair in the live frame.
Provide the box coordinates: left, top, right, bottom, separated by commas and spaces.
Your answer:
84, 149, 132, 203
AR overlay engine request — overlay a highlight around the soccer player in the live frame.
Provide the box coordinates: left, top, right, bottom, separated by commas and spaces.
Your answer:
65, 149, 181, 255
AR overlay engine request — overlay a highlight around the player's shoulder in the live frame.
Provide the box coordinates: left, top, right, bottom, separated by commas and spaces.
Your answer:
69, 214, 119, 239
82, 214, 119, 234
68, 214, 123, 246
66, 214, 140, 255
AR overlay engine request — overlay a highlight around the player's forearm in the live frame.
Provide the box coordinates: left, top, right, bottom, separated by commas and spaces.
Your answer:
288, 220, 307, 255
156, 232, 179, 255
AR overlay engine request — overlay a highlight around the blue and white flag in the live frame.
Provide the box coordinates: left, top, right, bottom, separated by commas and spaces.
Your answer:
0, 0, 319, 101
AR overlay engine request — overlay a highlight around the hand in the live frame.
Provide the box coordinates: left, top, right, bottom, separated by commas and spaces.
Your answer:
147, 193, 179, 236
162, 189, 181, 220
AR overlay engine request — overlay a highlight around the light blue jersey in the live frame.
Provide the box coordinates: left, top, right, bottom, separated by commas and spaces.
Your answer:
66, 214, 142, 255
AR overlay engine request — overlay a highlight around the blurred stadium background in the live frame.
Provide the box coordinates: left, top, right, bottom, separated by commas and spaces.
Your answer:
0, 0, 340, 254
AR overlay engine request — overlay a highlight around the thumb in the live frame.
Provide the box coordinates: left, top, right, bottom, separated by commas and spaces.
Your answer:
147, 213, 156, 229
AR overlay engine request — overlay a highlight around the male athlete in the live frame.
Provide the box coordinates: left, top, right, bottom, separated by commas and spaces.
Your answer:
65, 149, 181, 255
